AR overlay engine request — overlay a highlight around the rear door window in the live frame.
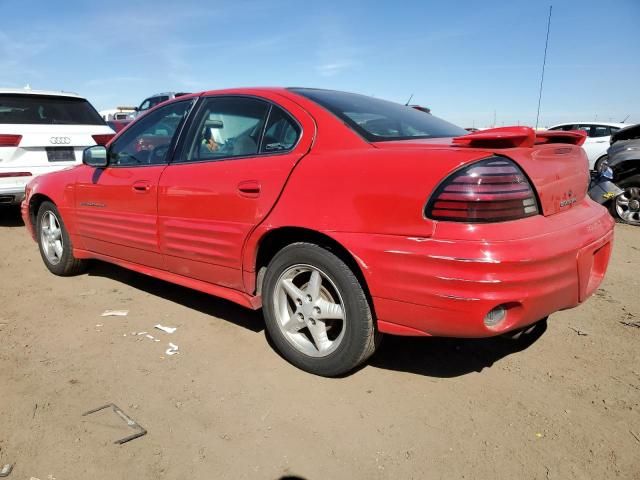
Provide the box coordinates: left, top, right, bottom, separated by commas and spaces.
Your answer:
591, 126, 612, 137
0, 94, 104, 125
178, 96, 270, 162
260, 106, 301, 152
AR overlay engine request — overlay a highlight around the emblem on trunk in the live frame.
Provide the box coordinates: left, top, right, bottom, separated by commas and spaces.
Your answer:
560, 190, 576, 207
50, 136, 71, 144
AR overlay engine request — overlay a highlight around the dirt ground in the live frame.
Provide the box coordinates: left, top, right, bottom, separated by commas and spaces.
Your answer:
0, 205, 639, 480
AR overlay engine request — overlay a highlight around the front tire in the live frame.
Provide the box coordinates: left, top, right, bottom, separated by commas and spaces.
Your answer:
610, 175, 640, 226
36, 201, 87, 276
262, 242, 379, 377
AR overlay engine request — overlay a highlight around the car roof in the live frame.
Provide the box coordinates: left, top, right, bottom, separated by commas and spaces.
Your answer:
549, 121, 628, 128
0, 87, 83, 98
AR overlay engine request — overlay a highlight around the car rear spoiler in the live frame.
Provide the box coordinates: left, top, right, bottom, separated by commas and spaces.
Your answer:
452, 127, 587, 148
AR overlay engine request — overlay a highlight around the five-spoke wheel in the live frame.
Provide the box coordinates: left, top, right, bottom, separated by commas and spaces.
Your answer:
39, 210, 64, 265
274, 265, 346, 357
36, 201, 87, 276
611, 175, 640, 226
263, 242, 380, 376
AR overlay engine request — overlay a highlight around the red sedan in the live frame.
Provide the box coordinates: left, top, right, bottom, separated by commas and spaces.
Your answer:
21, 88, 614, 376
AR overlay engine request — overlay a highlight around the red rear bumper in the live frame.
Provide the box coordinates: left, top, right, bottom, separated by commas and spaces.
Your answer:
334, 199, 614, 337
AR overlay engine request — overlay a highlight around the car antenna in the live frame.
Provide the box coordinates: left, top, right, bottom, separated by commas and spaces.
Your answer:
621, 114, 630, 123
535, 5, 553, 130
405, 94, 414, 106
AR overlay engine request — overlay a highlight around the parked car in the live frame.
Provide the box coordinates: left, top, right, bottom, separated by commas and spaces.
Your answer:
21, 88, 614, 376
547, 122, 627, 170
606, 123, 640, 225
134, 92, 189, 117
0, 88, 115, 205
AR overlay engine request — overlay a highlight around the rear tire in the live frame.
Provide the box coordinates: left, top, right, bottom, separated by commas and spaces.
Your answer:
36, 201, 87, 276
262, 242, 380, 377
609, 175, 640, 226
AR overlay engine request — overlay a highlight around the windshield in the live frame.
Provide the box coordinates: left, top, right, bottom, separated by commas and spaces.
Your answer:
0, 94, 105, 125
290, 88, 467, 141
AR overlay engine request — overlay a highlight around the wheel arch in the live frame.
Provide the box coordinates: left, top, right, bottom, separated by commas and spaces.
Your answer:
251, 227, 374, 313
28, 193, 56, 230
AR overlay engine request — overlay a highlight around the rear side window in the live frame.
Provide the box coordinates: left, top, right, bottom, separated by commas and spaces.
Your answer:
0, 94, 104, 125
260, 106, 300, 152
591, 126, 612, 138
290, 88, 466, 141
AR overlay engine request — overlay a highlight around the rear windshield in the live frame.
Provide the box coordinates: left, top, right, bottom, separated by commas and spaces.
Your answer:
0, 94, 105, 125
290, 88, 467, 141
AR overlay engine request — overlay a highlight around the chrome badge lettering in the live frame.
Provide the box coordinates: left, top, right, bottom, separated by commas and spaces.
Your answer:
560, 189, 576, 208
80, 202, 106, 208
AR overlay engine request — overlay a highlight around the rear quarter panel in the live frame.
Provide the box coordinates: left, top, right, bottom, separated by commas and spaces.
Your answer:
243, 146, 490, 275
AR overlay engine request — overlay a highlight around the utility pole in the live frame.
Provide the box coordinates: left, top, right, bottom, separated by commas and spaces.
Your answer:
535, 5, 553, 130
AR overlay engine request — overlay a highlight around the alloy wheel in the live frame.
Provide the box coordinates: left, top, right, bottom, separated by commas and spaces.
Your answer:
273, 264, 346, 357
40, 211, 64, 265
615, 186, 640, 225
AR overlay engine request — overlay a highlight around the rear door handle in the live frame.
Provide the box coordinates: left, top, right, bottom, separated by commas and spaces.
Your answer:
133, 181, 151, 192
238, 180, 261, 198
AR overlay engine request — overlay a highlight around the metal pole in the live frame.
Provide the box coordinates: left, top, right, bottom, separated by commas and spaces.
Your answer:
535, 5, 552, 130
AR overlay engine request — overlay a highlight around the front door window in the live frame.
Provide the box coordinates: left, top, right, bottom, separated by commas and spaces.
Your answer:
109, 100, 193, 166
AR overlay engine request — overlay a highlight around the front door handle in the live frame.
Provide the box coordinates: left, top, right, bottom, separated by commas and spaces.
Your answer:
133, 181, 151, 192
238, 180, 261, 198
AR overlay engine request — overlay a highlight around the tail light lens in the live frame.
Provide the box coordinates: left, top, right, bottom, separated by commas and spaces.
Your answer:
92, 134, 115, 146
426, 156, 539, 222
0, 134, 22, 147
0, 171, 32, 178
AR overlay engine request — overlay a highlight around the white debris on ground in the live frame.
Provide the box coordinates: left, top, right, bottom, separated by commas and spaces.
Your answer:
154, 324, 177, 334
165, 343, 179, 356
101, 310, 129, 317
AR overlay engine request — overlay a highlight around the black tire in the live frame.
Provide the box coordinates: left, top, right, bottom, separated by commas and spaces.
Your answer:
262, 242, 380, 377
609, 174, 640, 226
36, 201, 87, 276
593, 155, 608, 173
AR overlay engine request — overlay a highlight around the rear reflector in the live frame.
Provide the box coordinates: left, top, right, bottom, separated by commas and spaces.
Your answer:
0, 171, 32, 178
426, 156, 539, 222
92, 134, 115, 146
0, 134, 22, 147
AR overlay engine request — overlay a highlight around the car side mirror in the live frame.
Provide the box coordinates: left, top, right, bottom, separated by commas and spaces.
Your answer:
83, 145, 108, 168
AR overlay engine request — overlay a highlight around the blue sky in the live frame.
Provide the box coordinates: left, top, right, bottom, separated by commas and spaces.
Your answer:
1, 0, 638, 127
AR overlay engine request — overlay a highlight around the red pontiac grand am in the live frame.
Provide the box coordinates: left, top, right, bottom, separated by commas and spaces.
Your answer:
22, 88, 614, 376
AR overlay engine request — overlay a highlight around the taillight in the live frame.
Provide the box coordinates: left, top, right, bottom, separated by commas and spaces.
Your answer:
92, 134, 115, 146
0, 134, 22, 147
426, 156, 539, 222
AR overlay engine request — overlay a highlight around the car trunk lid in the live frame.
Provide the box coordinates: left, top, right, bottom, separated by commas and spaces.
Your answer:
372, 127, 590, 217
